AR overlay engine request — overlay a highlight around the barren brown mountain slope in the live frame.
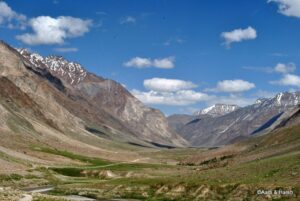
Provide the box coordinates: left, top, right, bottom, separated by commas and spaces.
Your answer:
18, 47, 187, 147
0, 40, 187, 173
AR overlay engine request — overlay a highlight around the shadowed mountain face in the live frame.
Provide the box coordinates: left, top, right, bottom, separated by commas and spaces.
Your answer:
181, 105, 300, 167
169, 93, 300, 147
0, 41, 188, 147
167, 114, 195, 134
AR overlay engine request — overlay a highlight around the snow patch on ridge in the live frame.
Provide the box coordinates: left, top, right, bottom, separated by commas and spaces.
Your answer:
16, 48, 87, 85
194, 104, 239, 117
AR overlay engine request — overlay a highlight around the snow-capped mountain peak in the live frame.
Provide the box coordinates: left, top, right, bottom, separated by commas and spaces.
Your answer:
255, 98, 270, 105
272, 92, 300, 107
17, 48, 87, 85
194, 104, 240, 117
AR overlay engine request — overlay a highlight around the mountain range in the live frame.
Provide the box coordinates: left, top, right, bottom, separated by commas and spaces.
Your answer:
168, 92, 300, 147
1, 39, 300, 150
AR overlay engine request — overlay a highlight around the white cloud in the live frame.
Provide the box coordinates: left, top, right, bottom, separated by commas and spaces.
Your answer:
124, 57, 175, 69
131, 78, 258, 107
268, 0, 300, 18
153, 57, 175, 69
270, 63, 300, 87
274, 62, 296, 74
0, 2, 15, 21
207, 79, 256, 93
120, 16, 136, 24
144, 78, 197, 92
16, 16, 92, 45
131, 88, 255, 107
54, 47, 78, 53
130, 77, 208, 106
243, 62, 296, 74
271, 74, 300, 87
221, 26, 257, 47
0, 1, 27, 29
131, 89, 210, 106
124, 57, 152, 68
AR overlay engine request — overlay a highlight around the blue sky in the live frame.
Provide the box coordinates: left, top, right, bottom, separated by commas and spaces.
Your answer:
1, 0, 300, 115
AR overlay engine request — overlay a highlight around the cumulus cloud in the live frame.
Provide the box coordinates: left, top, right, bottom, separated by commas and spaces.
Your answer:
268, 0, 300, 18
271, 74, 300, 87
132, 78, 259, 107
130, 77, 209, 106
143, 78, 197, 92
0, 2, 16, 22
221, 26, 257, 47
124, 57, 175, 69
124, 57, 152, 68
120, 16, 136, 24
207, 79, 255, 93
54, 47, 78, 53
0, 1, 27, 29
131, 88, 254, 107
152, 57, 175, 69
131, 89, 210, 106
274, 62, 296, 73
16, 16, 92, 45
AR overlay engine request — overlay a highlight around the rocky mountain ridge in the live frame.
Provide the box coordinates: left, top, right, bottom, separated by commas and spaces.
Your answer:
168, 92, 300, 147
1, 40, 187, 148
194, 104, 240, 117
17, 48, 87, 85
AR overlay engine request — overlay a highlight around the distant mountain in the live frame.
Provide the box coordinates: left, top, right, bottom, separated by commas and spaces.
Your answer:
194, 104, 240, 117
169, 92, 300, 147
0, 41, 188, 150
181, 105, 300, 166
167, 114, 195, 133
168, 104, 239, 133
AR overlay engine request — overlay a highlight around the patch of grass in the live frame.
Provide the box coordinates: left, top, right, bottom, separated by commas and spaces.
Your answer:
200, 157, 218, 165
93, 163, 171, 171
35, 167, 62, 185
33, 196, 67, 201
51, 162, 171, 177
142, 148, 206, 162
0, 174, 23, 181
264, 168, 280, 178
24, 174, 40, 179
34, 147, 111, 166
51, 168, 82, 177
